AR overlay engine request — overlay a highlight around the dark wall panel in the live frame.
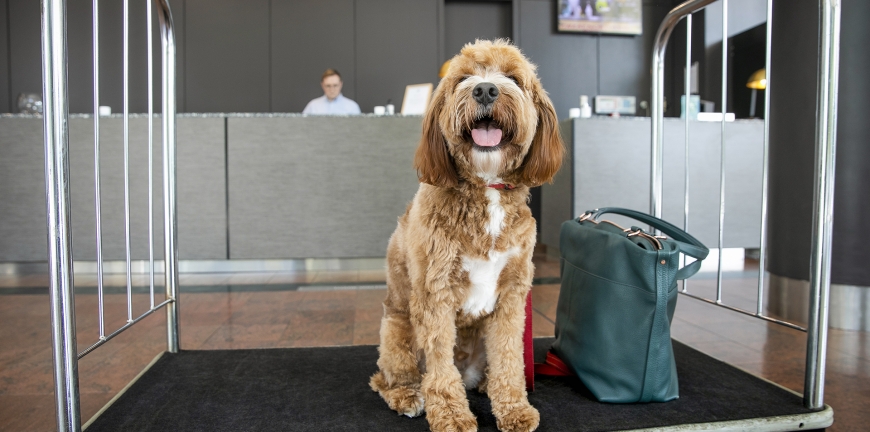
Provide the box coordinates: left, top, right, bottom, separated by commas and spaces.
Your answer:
829, 0, 870, 286
185, 0, 270, 112
90, 0, 184, 114
600, 0, 671, 101
663, 7, 705, 118
767, 0, 870, 286
66, 0, 96, 114
4, 0, 183, 114
67, 0, 155, 115
644, 0, 672, 108
517, 0, 598, 120
8, 0, 40, 109
355, 0, 440, 113
0, 0, 9, 112
271, 0, 355, 113
766, 2, 817, 281
1, 0, 675, 117
598, 36, 644, 97
444, 1, 512, 61
174, 0, 186, 113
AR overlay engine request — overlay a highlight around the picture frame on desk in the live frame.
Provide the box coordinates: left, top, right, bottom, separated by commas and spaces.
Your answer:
401, 83, 434, 115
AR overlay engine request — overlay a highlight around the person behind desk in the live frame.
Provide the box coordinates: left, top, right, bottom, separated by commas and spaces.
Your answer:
302, 69, 361, 115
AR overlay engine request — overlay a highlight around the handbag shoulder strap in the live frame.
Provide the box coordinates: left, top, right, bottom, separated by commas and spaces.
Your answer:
585, 207, 709, 281
587, 207, 709, 260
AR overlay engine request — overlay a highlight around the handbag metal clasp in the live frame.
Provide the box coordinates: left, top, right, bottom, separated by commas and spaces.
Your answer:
627, 229, 664, 250
579, 213, 667, 250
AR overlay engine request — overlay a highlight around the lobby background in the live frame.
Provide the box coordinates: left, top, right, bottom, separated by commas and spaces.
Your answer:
0, 0, 769, 120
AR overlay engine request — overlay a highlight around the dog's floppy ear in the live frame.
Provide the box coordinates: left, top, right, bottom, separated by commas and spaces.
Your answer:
414, 83, 458, 188
520, 88, 564, 187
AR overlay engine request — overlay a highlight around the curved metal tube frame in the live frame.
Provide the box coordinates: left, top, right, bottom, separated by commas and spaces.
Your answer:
650, 0, 717, 219
40, 0, 179, 430
651, 0, 840, 411
156, 0, 180, 355
41, 1, 80, 430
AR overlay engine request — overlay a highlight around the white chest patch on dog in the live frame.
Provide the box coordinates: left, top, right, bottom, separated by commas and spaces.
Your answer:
484, 188, 505, 237
461, 247, 519, 317
472, 150, 503, 183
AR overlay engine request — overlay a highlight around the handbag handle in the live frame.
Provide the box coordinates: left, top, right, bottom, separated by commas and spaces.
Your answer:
585, 207, 710, 280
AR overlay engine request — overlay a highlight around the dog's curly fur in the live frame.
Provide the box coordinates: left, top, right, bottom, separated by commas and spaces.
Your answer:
370, 39, 564, 432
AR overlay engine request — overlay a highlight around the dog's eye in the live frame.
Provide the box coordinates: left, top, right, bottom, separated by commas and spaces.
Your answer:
507, 76, 519, 85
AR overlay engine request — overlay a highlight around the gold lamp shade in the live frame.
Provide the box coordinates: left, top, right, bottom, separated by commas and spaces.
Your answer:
746, 68, 767, 90
439, 60, 452, 79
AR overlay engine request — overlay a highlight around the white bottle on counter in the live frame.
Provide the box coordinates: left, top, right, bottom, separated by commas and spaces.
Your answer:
579, 95, 592, 118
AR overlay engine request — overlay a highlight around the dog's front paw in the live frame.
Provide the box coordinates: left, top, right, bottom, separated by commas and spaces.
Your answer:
370, 371, 425, 417
426, 406, 478, 432
494, 402, 539, 432
383, 385, 426, 418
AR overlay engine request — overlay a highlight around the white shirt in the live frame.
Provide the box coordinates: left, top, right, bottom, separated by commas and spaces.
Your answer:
302, 94, 361, 115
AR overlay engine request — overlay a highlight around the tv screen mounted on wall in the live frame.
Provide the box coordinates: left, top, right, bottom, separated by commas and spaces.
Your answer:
558, 0, 642, 36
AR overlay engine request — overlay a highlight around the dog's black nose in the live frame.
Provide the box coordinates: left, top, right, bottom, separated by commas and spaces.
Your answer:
472, 82, 499, 105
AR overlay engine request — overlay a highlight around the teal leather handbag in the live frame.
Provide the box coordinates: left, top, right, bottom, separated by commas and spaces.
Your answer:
551, 207, 709, 403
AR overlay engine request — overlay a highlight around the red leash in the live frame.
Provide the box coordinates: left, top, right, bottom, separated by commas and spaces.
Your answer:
524, 291, 534, 390
524, 291, 573, 392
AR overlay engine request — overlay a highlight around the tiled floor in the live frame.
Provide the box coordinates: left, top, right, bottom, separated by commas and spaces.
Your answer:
0, 251, 867, 431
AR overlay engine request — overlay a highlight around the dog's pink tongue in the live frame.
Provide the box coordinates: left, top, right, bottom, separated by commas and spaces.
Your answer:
471, 126, 503, 147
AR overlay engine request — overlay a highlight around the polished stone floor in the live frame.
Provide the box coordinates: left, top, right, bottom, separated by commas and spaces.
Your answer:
0, 251, 866, 431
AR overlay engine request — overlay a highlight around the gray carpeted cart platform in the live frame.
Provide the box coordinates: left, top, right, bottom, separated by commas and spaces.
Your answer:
84, 338, 833, 431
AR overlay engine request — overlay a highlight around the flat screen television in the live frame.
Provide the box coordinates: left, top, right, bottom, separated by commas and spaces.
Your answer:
558, 0, 642, 36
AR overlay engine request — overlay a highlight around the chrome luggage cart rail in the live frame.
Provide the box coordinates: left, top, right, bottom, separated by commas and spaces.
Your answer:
40, 0, 179, 430
650, 0, 840, 411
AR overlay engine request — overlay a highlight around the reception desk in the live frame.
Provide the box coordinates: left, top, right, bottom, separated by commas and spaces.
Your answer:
0, 114, 421, 262
541, 117, 766, 254
1, 114, 766, 264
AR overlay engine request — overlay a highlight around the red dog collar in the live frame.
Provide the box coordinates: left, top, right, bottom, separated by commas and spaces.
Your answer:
487, 183, 515, 190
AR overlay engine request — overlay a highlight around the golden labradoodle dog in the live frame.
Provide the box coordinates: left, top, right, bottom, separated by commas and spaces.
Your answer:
369, 39, 564, 432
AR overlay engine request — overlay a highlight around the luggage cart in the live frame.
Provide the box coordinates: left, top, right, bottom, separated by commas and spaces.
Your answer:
650, 0, 838, 416
38, 0, 838, 430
